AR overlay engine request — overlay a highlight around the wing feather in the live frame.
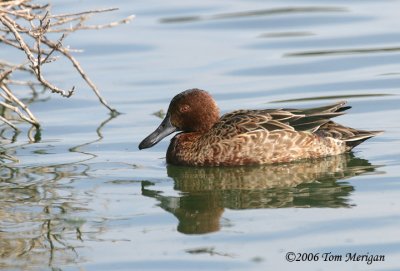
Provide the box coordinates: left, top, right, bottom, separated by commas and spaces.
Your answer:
205, 101, 351, 139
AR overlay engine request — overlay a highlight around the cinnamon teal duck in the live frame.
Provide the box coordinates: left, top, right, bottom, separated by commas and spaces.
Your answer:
138, 89, 382, 166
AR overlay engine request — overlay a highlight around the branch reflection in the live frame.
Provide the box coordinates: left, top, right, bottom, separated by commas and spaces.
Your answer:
0, 164, 90, 270
142, 153, 381, 235
0, 114, 118, 270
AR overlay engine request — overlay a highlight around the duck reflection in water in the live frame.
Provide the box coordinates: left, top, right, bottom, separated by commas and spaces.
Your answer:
141, 153, 380, 234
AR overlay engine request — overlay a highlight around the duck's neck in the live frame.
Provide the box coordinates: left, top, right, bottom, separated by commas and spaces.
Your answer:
166, 132, 202, 166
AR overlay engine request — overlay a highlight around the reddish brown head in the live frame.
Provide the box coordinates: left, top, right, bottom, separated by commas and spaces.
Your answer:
168, 89, 220, 133
139, 88, 220, 150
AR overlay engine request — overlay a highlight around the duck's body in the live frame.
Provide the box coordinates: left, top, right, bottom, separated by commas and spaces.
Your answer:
139, 89, 381, 166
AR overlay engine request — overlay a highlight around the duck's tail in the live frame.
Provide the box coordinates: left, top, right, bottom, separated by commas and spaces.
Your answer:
343, 130, 383, 151
317, 121, 383, 151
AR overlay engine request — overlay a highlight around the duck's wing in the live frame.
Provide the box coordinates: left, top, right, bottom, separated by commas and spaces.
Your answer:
208, 101, 350, 138
284, 101, 351, 132
285, 101, 351, 115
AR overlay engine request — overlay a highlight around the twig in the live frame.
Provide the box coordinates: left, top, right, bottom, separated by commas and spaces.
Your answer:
0, 1, 25, 7
42, 33, 65, 64
42, 37, 118, 113
50, 15, 135, 33
0, 60, 33, 72
1, 0, 132, 130
49, 7, 119, 18
0, 7, 36, 19
0, 69, 13, 83
1, 15, 75, 97
5, 80, 41, 86
0, 62, 29, 84
1, 84, 40, 126
0, 16, 37, 64
0, 151, 19, 162
21, 2, 49, 10
0, 115, 19, 131
0, 35, 52, 56
27, 124, 39, 142
0, 35, 22, 49
0, 100, 37, 126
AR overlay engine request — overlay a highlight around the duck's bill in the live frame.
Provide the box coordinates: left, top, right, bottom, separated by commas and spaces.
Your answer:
138, 114, 177, 150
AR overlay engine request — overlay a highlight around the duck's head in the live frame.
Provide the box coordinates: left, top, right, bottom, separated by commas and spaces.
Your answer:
138, 88, 220, 150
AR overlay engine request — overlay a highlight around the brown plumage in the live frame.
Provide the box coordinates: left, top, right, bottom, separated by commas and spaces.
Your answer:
139, 89, 382, 166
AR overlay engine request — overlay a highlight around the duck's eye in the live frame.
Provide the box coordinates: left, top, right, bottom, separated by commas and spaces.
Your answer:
179, 104, 190, 113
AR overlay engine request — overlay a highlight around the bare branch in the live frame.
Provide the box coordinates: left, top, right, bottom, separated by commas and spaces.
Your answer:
3, 80, 40, 86
1, 0, 133, 131
50, 15, 135, 33
49, 7, 119, 18
0, 15, 37, 64
1, 84, 40, 126
1, 15, 75, 97
0, 115, 19, 131
42, 34, 65, 64
0, 60, 32, 72
0, 100, 37, 126
0, 35, 22, 48
0, 35, 53, 56
0, 1, 25, 7
42, 37, 117, 112
0, 7, 36, 20
1, 0, 30, 6
0, 69, 13, 83
1, 62, 29, 83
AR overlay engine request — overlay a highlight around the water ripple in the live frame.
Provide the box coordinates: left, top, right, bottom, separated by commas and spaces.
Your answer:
160, 7, 347, 23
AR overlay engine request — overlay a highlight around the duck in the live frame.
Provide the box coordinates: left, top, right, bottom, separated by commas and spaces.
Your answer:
138, 88, 382, 166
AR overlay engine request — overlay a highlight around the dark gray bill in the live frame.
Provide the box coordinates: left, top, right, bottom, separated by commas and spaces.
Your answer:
138, 114, 177, 150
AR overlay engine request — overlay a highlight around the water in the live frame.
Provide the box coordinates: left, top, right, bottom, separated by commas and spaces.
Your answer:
1, 0, 400, 270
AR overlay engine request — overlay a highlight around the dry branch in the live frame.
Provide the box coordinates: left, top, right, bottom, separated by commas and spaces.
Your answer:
0, 0, 133, 130
1, 84, 39, 126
